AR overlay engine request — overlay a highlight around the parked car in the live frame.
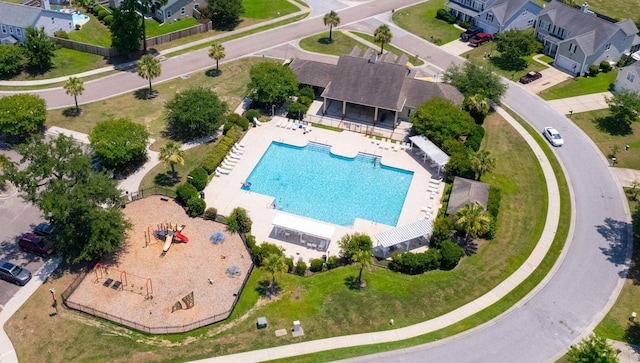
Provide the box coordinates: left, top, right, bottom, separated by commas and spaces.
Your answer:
469, 33, 492, 46
0, 260, 32, 286
19, 232, 53, 256
34, 223, 55, 237
543, 127, 564, 147
519, 71, 542, 84
461, 26, 483, 41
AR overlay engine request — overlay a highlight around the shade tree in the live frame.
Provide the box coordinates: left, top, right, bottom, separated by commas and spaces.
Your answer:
246, 62, 299, 108
0, 45, 27, 78
205, 0, 244, 30
443, 61, 506, 103
24, 26, 58, 71
89, 118, 149, 172
0, 93, 46, 141
111, 0, 143, 58
338, 233, 373, 263
164, 86, 228, 140
567, 334, 619, 363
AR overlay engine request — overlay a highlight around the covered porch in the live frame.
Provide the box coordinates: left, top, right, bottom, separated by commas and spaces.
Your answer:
373, 219, 433, 259
272, 213, 335, 252
409, 135, 450, 176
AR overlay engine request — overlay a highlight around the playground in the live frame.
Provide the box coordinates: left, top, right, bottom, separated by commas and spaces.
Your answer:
66, 195, 253, 332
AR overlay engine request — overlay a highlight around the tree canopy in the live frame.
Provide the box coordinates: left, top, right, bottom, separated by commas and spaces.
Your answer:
0, 44, 27, 78
247, 62, 299, 107
493, 29, 540, 66
567, 334, 619, 363
0, 93, 46, 141
455, 203, 491, 241
205, 0, 244, 30
338, 233, 373, 263
111, 0, 143, 58
2, 135, 130, 264
165, 86, 228, 140
208, 41, 226, 74
373, 24, 393, 55
63, 77, 85, 114
604, 89, 640, 135
410, 97, 476, 146
159, 140, 185, 179
136, 54, 161, 93
443, 61, 506, 102
139, 0, 168, 52
24, 26, 58, 71
323, 11, 340, 42
89, 118, 149, 172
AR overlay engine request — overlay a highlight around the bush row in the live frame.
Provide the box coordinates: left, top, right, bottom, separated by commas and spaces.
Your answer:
286, 86, 315, 120
202, 125, 243, 174
389, 240, 464, 274
436, 9, 456, 24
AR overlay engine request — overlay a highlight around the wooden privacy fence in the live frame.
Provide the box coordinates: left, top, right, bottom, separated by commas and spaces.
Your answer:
54, 38, 118, 57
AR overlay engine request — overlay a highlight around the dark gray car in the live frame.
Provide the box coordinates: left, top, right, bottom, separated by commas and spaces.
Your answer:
0, 260, 32, 286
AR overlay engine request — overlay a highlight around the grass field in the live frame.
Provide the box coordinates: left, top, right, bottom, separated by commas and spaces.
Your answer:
298, 31, 363, 56
538, 69, 618, 100
7, 109, 561, 361
68, 14, 112, 47
569, 109, 640, 169
144, 17, 200, 38
392, 0, 461, 45
243, 0, 299, 19
7, 48, 109, 81
462, 42, 548, 81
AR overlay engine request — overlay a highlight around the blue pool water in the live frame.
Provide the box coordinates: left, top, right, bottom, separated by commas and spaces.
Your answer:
245, 142, 414, 226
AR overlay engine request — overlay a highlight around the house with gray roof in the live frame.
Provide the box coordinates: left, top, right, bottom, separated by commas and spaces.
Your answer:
445, 177, 490, 216
110, 0, 205, 24
0, 0, 74, 45
614, 61, 640, 94
290, 47, 464, 125
534, 1, 637, 75
445, 0, 541, 34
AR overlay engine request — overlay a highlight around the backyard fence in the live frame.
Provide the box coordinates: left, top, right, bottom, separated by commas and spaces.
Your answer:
54, 38, 118, 58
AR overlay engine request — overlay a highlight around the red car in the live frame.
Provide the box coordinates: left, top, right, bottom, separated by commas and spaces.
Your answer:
469, 33, 492, 46
19, 233, 53, 256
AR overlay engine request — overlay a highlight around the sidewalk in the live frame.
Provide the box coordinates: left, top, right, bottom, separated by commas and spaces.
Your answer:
610, 340, 640, 363
546, 92, 613, 115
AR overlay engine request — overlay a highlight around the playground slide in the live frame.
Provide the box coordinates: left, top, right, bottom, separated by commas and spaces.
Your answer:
174, 232, 189, 243
163, 236, 172, 252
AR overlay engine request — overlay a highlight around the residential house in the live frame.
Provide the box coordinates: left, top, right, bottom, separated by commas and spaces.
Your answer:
534, 1, 637, 75
614, 61, 640, 94
0, 0, 74, 45
290, 47, 464, 125
155, 0, 205, 23
445, 0, 541, 34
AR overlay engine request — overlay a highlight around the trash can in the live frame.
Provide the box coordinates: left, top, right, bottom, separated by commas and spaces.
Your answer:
257, 317, 267, 329
200, 191, 205, 199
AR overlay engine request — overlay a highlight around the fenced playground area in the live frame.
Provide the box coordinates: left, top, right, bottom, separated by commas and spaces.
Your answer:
66, 196, 253, 333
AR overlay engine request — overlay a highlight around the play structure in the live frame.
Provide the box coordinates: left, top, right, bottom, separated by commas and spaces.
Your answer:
93, 262, 153, 299
152, 222, 189, 252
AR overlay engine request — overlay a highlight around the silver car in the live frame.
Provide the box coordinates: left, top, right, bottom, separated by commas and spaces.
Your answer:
544, 127, 564, 147
0, 260, 32, 286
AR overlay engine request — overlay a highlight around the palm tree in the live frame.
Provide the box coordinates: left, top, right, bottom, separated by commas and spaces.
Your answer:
159, 141, 185, 180
470, 150, 496, 180
373, 24, 392, 55
63, 77, 84, 114
208, 42, 226, 75
455, 203, 491, 242
352, 249, 372, 287
262, 252, 288, 296
323, 10, 341, 43
139, 0, 168, 53
464, 94, 491, 124
136, 54, 161, 94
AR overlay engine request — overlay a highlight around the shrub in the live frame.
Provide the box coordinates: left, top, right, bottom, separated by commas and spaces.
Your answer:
188, 167, 208, 191
389, 249, 441, 275
222, 122, 234, 135
225, 207, 252, 234
486, 186, 501, 218
98, 9, 109, 20
203, 207, 218, 221
299, 86, 315, 100
430, 215, 454, 248
460, 21, 472, 29
297, 96, 312, 107
295, 260, 307, 276
436, 8, 448, 20
439, 240, 464, 269
309, 258, 324, 272
103, 15, 113, 25
201, 129, 242, 174
287, 102, 308, 120
176, 183, 198, 204
618, 54, 635, 67
92, 5, 103, 15
253, 242, 282, 266
186, 197, 206, 217
599, 60, 612, 73
75, 24, 81, 30
285, 257, 294, 273
54, 30, 69, 39
326, 255, 340, 269
588, 64, 599, 76
244, 109, 260, 121
226, 113, 250, 131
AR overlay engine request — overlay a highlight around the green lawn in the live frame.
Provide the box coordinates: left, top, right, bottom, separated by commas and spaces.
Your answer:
569, 109, 640, 169
68, 13, 112, 47
298, 31, 364, 56
242, 0, 299, 19
392, 0, 461, 45
538, 69, 617, 100
350, 32, 424, 66
8, 48, 109, 81
144, 17, 200, 38
462, 43, 548, 81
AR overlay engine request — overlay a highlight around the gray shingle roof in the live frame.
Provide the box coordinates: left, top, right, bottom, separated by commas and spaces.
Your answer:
446, 177, 490, 216
289, 59, 335, 88
401, 78, 463, 109
617, 19, 638, 37
539, 1, 637, 56
0, 2, 43, 28
485, 0, 532, 25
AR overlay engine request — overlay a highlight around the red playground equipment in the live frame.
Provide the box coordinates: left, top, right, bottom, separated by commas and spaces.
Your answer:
153, 222, 189, 252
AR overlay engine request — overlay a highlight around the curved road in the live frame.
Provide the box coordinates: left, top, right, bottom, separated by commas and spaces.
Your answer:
2, 1, 631, 362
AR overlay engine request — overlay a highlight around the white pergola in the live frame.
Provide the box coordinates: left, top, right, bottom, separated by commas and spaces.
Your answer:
373, 219, 433, 258
272, 213, 335, 250
409, 135, 449, 174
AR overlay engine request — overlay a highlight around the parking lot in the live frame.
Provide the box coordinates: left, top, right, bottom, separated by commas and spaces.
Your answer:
0, 148, 47, 309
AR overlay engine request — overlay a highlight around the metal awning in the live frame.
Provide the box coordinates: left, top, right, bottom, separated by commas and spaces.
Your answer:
409, 135, 450, 166
375, 219, 433, 248
272, 213, 335, 240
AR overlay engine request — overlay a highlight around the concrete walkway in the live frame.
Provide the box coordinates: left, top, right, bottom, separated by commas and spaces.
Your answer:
611, 340, 640, 362
547, 91, 613, 115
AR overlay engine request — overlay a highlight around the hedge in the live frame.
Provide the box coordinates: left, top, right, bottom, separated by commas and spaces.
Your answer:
176, 184, 198, 204
295, 260, 307, 276
186, 197, 206, 217
188, 167, 208, 191
201, 125, 243, 174
309, 258, 324, 272
203, 207, 218, 221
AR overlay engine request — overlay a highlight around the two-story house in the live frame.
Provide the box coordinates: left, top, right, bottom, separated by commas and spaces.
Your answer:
109, 0, 205, 24
445, 0, 541, 34
0, 0, 74, 45
614, 61, 640, 94
535, 1, 637, 75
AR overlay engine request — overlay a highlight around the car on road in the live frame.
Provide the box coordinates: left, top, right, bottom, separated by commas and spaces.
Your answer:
19, 232, 53, 256
543, 127, 564, 147
0, 260, 32, 286
461, 26, 483, 41
34, 223, 55, 237
469, 33, 492, 46
519, 71, 542, 84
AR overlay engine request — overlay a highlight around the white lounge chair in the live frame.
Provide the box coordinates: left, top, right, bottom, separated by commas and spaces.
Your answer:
215, 167, 231, 175
234, 143, 245, 150
232, 146, 244, 154
221, 161, 235, 170
253, 117, 263, 126
224, 157, 238, 165
392, 142, 399, 152
379, 139, 385, 149
230, 151, 243, 159
384, 140, 390, 150
276, 119, 284, 127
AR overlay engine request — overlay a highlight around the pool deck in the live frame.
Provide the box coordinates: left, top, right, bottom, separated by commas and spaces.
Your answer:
202, 117, 443, 263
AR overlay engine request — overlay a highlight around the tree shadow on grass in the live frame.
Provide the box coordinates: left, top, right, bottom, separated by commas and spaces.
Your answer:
318, 37, 333, 45
344, 275, 362, 290
154, 172, 178, 187
205, 69, 222, 77
133, 88, 158, 100
594, 115, 633, 136
61, 107, 82, 117
489, 56, 528, 72
625, 322, 640, 346
255, 279, 281, 298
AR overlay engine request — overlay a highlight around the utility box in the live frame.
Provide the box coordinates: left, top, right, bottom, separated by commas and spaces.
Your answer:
257, 317, 267, 329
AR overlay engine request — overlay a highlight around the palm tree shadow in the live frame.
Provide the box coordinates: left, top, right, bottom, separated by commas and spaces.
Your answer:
62, 107, 81, 117
205, 69, 222, 77
625, 321, 640, 346
133, 88, 158, 100
344, 275, 361, 290
154, 172, 178, 187
318, 37, 332, 44
255, 279, 281, 298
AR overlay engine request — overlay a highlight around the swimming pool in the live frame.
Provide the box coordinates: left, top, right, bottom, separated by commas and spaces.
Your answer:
245, 142, 414, 226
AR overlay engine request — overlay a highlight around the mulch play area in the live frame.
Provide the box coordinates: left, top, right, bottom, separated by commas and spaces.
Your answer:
66, 196, 253, 332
